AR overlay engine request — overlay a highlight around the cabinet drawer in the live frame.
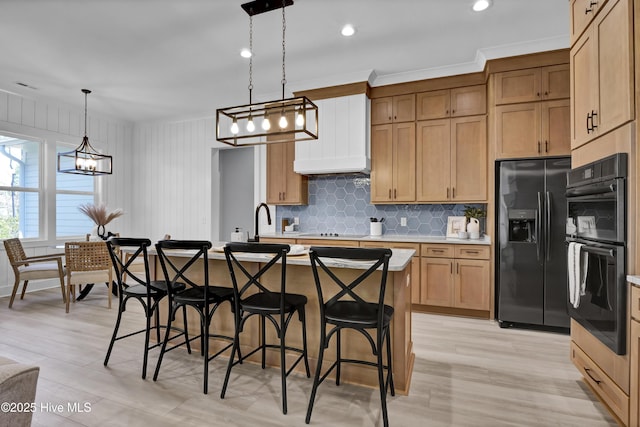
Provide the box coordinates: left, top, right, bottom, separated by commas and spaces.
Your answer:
631, 284, 640, 321
421, 244, 454, 258
571, 341, 629, 424
360, 241, 420, 256
454, 245, 490, 260
259, 238, 297, 244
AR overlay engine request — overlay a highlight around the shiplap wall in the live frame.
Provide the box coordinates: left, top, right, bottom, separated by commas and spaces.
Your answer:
0, 89, 133, 298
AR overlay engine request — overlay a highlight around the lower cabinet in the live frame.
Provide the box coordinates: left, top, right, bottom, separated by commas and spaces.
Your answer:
420, 244, 490, 311
630, 285, 640, 426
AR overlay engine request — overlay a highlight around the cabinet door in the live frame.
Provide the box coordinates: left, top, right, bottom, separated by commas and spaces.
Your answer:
393, 94, 416, 122
454, 259, 490, 310
570, 0, 609, 46
631, 319, 640, 427
266, 143, 286, 204
392, 122, 416, 202
282, 142, 307, 204
416, 90, 450, 120
416, 119, 450, 202
451, 116, 486, 201
421, 257, 453, 306
495, 103, 541, 158
370, 124, 394, 202
541, 64, 570, 100
451, 85, 486, 117
541, 99, 571, 156
494, 68, 541, 104
594, 0, 633, 138
570, 26, 596, 149
371, 97, 393, 125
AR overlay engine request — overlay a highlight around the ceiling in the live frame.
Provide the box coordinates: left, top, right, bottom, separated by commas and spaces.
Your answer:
0, 0, 569, 124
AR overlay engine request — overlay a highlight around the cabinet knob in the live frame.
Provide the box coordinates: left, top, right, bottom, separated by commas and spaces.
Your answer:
389, 189, 392, 199
394, 189, 397, 199
446, 188, 450, 199
545, 141, 548, 153
544, 91, 549, 96
537, 141, 541, 153
536, 92, 540, 97
451, 109, 455, 114
452, 187, 455, 198
445, 110, 449, 115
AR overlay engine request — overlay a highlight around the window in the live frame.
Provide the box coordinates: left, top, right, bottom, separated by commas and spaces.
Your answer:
56, 144, 95, 238
0, 132, 96, 240
0, 135, 41, 239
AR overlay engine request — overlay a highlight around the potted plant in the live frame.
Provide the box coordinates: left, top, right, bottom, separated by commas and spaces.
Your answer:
463, 205, 486, 239
78, 203, 123, 240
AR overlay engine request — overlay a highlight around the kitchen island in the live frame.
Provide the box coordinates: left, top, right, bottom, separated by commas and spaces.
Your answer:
151, 244, 415, 395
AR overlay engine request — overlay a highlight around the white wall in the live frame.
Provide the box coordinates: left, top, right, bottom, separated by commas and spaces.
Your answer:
0, 90, 133, 297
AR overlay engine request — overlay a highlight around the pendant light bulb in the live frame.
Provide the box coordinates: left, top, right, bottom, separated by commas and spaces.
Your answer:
262, 115, 271, 131
230, 118, 239, 135
279, 114, 288, 129
246, 116, 255, 132
296, 109, 305, 127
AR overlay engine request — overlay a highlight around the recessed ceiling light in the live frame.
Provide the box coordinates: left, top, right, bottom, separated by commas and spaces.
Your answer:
240, 48, 252, 58
341, 24, 356, 37
472, 0, 491, 12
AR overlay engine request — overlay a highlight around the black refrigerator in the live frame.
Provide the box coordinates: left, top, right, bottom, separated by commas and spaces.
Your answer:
496, 157, 571, 329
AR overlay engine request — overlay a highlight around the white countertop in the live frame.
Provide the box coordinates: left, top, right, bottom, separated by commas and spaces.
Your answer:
262, 232, 491, 246
140, 243, 414, 272
627, 275, 640, 286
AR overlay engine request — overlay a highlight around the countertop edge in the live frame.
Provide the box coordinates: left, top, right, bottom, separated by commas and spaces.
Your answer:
261, 233, 491, 246
627, 275, 640, 286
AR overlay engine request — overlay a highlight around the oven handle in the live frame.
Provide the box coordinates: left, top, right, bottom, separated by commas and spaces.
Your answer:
581, 245, 615, 258
536, 192, 542, 261
566, 183, 616, 198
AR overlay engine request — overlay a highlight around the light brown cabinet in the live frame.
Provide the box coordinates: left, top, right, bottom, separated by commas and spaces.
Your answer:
495, 99, 570, 159
570, 0, 633, 149
570, 0, 610, 46
360, 241, 421, 304
419, 244, 490, 311
371, 94, 416, 124
494, 65, 570, 105
266, 142, 308, 205
370, 123, 416, 203
416, 115, 487, 202
630, 285, 640, 427
416, 85, 486, 120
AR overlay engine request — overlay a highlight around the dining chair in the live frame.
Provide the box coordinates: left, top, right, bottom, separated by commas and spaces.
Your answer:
104, 237, 185, 379
221, 242, 310, 414
64, 241, 113, 313
153, 239, 235, 394
305, 246, 394, 427
3, 238, 66, 308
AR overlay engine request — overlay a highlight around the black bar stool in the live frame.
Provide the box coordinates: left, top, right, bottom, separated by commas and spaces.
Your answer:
221, 242, 310, 414
305, 246, 395, 427
104, 237, 184, 379
153, 239, 235, 394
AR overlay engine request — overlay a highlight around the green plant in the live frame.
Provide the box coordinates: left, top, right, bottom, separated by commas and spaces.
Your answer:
463, 205, 486, 220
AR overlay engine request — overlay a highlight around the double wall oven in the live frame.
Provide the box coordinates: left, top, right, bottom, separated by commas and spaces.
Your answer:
565, 153, 627, 355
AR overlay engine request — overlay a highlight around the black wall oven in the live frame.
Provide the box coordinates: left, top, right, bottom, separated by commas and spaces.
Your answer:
566, 153, 627, 355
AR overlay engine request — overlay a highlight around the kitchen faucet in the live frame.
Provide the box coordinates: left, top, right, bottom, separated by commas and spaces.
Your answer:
249, 202, 271, 242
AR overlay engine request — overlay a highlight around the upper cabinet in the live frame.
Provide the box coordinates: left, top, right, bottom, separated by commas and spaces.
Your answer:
416, 85, 486, 120
494, 65, 570, 105
570, 0, 609, 46
294, 94, 370, 174
495, 99, 570, 159
370, 122, 416, 203
570, 0, 633, 149
416, 116, 487, 202
266, 142, 308, 205
371, 94, 415, 124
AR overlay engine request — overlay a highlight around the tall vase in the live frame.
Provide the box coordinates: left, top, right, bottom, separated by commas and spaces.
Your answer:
97, 224, 106, 240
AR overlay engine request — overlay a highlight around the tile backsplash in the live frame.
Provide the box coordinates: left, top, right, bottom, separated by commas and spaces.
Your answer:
276, 175, 485, 236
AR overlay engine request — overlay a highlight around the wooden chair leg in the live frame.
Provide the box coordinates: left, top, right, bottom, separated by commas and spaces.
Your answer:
58, 271, 66, 304
8, 278, 21, 308
20, 280, 29, 300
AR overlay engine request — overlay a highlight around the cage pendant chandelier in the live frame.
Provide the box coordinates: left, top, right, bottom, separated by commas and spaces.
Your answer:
57, 89, 112, 175
216, 0, 318, 146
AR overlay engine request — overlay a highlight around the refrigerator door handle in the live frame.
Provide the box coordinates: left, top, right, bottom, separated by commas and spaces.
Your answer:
546, 191, 551, 261
536, 192, 543, 261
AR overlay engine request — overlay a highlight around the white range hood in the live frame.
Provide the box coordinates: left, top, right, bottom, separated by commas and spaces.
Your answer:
294, 94, 370, 174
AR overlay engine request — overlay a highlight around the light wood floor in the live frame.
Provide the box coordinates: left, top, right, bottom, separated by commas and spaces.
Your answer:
0, 287, 619, 426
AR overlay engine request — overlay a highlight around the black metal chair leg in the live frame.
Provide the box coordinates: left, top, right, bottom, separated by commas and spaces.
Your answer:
386, 327, 395, 396
336, 328, 341, 386
220, 325, 240, 399
301, 309, 311, 377
305, 324, 326, 424
280, 321, 287, 414
104, 296, 125, 367
182, 305, 192, 354
377, 332, 389, 427
142, 304, 152, 379
202, 311, 209, 394
261, 315, 266, 369
153, 304, 176, 381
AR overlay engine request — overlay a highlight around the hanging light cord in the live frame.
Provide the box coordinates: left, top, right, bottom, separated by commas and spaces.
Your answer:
248, 14, 253, 104
83, 91, 88, 138
281, 0, 286, 100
